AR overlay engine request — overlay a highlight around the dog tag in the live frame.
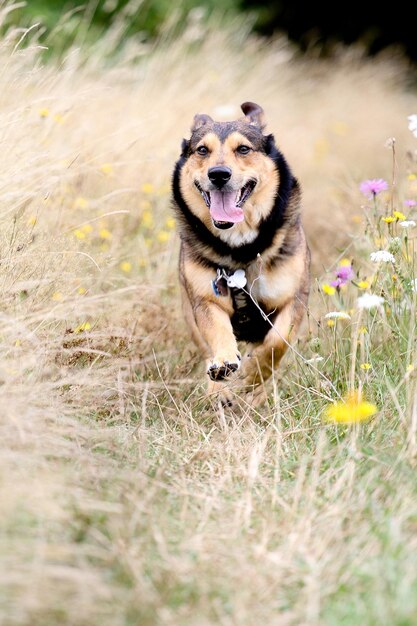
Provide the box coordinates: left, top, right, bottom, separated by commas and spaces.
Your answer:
226, 269, 247, 289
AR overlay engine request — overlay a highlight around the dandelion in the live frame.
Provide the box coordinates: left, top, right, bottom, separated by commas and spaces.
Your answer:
73, 197, 89, 210
393, 210, 406, 221
382, 216, 395, 224
81, 224, 93, 234
324, 311, 351, 320
359, 178, 388, 197
142, 183, 154, 194
370, 250, 395, 263
73, 229, 86, 240
74, 322, 91, 333
39, 108, 50, 117
399, 220, 416, 228
142, 210, 154, 229
407, 174, 417, 181
324, 391, 377, 424
100, 163, 113, 175
99, 228, 112, 240
360, 363, 372, 370
322, 284, 336, 296
77, 287, 87, 295
357, 293, 384, 309
356, 280, 370, 289
408, 114, 417, 138
27, 215, 37, 226
157, 230, 170, 243
120, 261, 132, 273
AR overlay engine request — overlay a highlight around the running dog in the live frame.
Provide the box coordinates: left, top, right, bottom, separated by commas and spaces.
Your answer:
172, 102, 310, 405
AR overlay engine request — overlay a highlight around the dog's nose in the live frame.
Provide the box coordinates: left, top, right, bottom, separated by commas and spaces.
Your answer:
208, 166, 232, 188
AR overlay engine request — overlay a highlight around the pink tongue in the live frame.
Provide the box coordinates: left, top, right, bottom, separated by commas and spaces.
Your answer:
210, 191, 244, 223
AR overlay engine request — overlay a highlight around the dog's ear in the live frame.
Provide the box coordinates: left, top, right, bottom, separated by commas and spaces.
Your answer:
181, 138, 190, 156
241, 102, 265, 130
191, 113, 213, 133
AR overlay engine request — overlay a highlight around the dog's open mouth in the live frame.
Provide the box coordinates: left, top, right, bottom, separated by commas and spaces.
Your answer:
195, 180, 256, 229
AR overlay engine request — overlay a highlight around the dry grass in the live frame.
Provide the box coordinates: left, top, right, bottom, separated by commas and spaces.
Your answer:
1, 7, 417, 626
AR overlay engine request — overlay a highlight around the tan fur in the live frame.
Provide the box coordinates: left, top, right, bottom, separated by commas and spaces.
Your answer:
174, 104, 310, 407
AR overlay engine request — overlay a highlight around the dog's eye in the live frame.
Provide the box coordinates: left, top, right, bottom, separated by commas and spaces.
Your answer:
236, 145, 251, 155
196, 145, 209, 156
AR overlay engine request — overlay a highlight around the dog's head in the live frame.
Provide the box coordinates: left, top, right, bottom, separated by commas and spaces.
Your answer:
178, 102, 279, 230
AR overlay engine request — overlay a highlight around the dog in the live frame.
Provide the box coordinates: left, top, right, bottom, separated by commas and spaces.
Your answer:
172, 102, 310, 405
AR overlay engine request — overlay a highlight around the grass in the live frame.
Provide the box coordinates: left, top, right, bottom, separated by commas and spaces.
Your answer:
1, 5, 417, 625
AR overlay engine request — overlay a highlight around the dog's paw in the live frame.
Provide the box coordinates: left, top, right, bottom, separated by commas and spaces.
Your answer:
207, 354, 240, 381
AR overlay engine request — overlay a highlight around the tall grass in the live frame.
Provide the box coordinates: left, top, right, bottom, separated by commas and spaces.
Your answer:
1, 5, 416, 625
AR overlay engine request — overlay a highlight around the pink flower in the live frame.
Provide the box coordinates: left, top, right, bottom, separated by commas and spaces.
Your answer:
404, 199, 417, 207
359, 179, 388, 196
330, 264, 354, 288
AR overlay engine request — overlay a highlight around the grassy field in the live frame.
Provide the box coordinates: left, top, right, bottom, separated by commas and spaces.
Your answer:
1, 7, 417, 626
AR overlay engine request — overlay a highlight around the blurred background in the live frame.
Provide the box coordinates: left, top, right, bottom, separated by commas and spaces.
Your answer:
7, 0, 417, 63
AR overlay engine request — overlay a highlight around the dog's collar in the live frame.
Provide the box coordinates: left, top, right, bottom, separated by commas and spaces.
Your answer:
212, 267, 247, 297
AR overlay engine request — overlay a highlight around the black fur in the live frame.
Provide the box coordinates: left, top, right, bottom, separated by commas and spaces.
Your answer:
171, 134, 298, 267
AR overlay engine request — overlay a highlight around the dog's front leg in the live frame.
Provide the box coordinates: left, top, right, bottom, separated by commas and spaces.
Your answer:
193, 300, 240, 382
240, 297, 302, 388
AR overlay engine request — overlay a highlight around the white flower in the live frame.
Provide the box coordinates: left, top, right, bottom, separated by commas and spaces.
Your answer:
226, 269, 247, 289
324, 311, 351, 320
411, 278, 417, 293
408, 114, 417, 138
399, 220, 416, 229
370, 250, 395, 263
357, 294, 385, 309
305, 355, 324, 364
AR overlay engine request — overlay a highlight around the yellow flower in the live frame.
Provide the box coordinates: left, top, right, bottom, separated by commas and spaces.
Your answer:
324, 391, 377, 424
157, 230, 170, 243
73, 229, 86, 240
393, 210, 406, 221
322, 284, 336, 295
39, 108, 50, 118
100, 163, 113, 175
330, 121, 348, 136
339, 258, 351, 267
165, 217, 176, 229
142, 210, 154, 229
407, 174, 416, 181
27, 215, 37, 226
74, 321, 91, 333
351, 214, 362, 224
327, 319, 335, 327
99, 228, 112, 240
15, 339, 21, 347
382, 216, 395, 223
74, 197, 89, 209
359, 326, 368, 334
52, 291, 63, 301
142, 183, 154, 194
360, 363, 372, 370
392, 274, 398, 282
53, 113, 65, 124
77, 287, 87, 295
120, 261, 132, 273
81, 224, 93, 234
357, 280, 370, 289
407, 364, 414, 372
